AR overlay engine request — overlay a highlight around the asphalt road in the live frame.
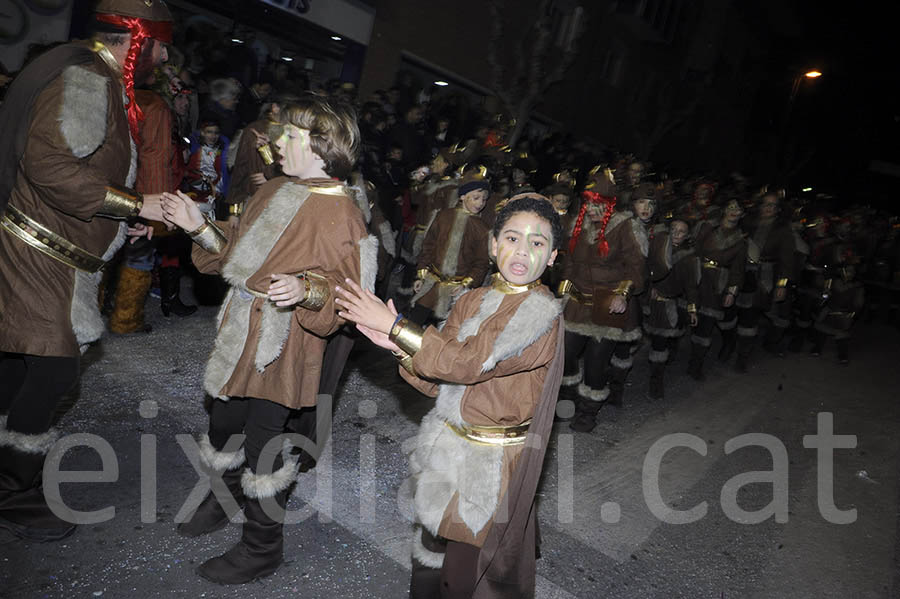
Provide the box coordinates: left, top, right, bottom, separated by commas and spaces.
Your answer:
2, 286, 898, 599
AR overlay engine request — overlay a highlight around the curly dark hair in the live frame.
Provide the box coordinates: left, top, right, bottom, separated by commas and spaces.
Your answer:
492, 196, 563, 252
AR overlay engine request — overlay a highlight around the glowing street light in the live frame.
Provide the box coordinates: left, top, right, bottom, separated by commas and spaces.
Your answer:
805, 70, 822, 78
331, 35, 342, 41
434, 80, 449, 87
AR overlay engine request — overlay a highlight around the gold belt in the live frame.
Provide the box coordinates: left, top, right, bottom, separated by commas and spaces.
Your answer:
558, 279, 593, 306
421, 265, 473, 287
702, 258, 719, 269
1, 205, 106, 273
445, 419, 531, 446
653, 294, 673, 302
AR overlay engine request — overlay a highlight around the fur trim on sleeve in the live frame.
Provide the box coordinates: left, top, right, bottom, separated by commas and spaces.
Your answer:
358, 234, 379, 292
60, 65, 109, 158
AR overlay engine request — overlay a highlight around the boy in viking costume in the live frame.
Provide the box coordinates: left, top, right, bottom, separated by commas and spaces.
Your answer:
688, 199, 748, 380
0, 0, 174, 542
398, 148, 459, 293
160, 94, 376, 584
408, 170, 492, 324
644, 218, 700, 399
335, 196, 564, 599
558, 169, 646, 432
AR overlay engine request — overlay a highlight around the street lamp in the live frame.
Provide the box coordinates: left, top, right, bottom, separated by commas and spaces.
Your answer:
787, 69, 823, 120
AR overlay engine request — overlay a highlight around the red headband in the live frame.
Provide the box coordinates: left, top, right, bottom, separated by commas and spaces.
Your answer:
95, 14, 173, 144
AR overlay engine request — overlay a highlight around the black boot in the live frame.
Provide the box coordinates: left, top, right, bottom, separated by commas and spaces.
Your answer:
648, 363, 665, 400
160, 267, 197, 317
196, 461, 294, 584
763, 326, 787, 357
836, 338, 850, 365
735, 329, 755, 373
687, 340, 709, 381
666, 337, 680, 365
810, 329, 826, 357
788, 325, 808, 352
177, 437, 246, 538
717, 329, 736, 362
0, 440, 76, 542
569, 386, 606, 433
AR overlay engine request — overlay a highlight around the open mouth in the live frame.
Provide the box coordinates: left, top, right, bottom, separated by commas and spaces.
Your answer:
509, 262, 528, 276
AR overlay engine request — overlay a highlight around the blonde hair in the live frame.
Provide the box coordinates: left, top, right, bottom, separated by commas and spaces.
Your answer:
282, 94, 360, 180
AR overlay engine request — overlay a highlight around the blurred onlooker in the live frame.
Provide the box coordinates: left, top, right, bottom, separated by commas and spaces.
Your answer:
203, 77, 241, 139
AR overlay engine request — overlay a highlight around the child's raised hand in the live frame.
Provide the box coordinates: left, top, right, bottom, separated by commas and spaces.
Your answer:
161, 190, 204, 232
334, 278, 397, 335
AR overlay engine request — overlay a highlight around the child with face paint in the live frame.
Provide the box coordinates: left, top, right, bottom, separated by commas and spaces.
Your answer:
333, 196, 564, 598
159, 94, 373, 585
644, 218, 700, 399
557, 168, 647, 432
407, 170, 493, 324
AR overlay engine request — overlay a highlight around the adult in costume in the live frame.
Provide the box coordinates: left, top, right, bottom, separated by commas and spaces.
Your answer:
0, 0, 173, 541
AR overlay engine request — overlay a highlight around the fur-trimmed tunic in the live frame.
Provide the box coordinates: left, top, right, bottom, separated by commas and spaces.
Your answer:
561, 211, 646, 342
224, 117, 280, 210
644, 231, 700, 337
192, 177, 375, 409
400, 284, 562, 550
0, 43, 135, 356
694, 222, 747, 320
404, 177, 458, 259
412, 207, 491, 318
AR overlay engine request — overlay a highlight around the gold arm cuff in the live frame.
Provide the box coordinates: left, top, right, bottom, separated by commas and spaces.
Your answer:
686, 303, 698, 314
776, 278, 789, 288
297, 271, 330, 311
98, 186, 143, 218
392, 350, 417, 376
416, 268, 430, 281
227, 202, 243, 216
444, 419, 532, 447
557, 279, 593, 305
614, 280, 633, 298
257, 144, 275, 165
188, 218, 227, 254
726, 285, 739, 295
389, 318, 425, 357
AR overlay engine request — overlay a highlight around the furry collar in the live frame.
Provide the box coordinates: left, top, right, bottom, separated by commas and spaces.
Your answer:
222, 181, 309, 286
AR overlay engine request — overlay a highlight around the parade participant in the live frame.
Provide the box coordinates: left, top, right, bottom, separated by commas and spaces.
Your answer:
733, 190, 794, 370
679, 180, 721, 235
334, 196, 564, 599
161, 94, 376, 584
809, 247, 864, 364
558, 169, 646, 432
408, 170, 492, 324
539, 182, 576, 290
789, 214, 832, 352
0, 0, 173, 541
398, 148, 458, 294
688, 199, 747, 380
222, 94, 290, 223
615, 158, 645, 206
644, 218, 699, 399
109, 83, 192, 333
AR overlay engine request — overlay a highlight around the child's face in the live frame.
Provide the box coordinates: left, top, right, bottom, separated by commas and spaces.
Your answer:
671, 221, 689, 246
550, 193, 570, 213
275, 123, 320, 178
200, 125, 220, 146
634, 199, 655, 222
491, 212, 557, 286
461, 188, 488, 214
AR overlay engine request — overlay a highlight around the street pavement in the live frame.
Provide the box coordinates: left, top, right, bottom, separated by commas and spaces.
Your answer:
2, 284, 899, 599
